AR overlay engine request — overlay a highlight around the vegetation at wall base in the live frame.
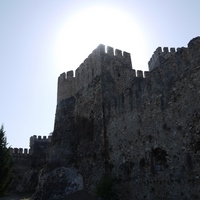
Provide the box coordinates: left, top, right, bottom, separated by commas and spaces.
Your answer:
94, 177, 118, 200
0, 125, 13, 196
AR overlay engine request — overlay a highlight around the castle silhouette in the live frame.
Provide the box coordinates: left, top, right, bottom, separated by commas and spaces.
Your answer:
10, 37, 200, 200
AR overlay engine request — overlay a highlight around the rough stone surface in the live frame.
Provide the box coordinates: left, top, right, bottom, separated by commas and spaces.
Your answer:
61, 190, 97, 200
9, 136, 51, 193
51, 38, 200, 199
10, 37, 200, 200
31, 167, 83, 200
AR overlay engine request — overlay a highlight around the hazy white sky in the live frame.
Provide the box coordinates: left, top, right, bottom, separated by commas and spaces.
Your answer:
0, 0, 199, 149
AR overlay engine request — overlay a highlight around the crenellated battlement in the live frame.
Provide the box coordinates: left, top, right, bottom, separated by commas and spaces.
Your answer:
57, 37, 200, 104
148, 46, 178, 71
10, 147, 30, 156
10, 135, 52, 157
57, 44, 144, 102
10, 37, 200, 198
95, 44, 132, 60
29, 135, 51, 153
58, 44, 132, 81
59, 68, 149, 81
30, 135, 52, 142
92, 44, 132, 67
148, 37, 200, 72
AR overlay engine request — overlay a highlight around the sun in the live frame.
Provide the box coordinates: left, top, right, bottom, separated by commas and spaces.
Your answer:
54, 6, 147, 74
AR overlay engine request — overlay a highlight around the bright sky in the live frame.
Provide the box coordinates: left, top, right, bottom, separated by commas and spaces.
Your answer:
0, 0, 199, 149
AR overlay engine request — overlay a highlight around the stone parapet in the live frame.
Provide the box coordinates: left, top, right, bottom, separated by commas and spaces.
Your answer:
10, 147, 30, 156
148, 46, 177, 71
57, 44, 133, 103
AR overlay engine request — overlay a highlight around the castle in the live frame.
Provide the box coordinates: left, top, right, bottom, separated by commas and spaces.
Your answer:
10, 37, 200, 200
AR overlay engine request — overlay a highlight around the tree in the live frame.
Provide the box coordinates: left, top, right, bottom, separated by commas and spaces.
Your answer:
0, 125, 13, 196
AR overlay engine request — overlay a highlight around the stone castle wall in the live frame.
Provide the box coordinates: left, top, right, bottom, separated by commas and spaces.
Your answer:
51, 37, 200, 199
10, 37, 200, 199
105, 40, 200, 199
57, 44, 147, 103
10, 135, 51, 192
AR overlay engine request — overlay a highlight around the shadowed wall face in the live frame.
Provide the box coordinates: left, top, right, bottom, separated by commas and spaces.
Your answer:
54, 38, 200, 199
10, 38, 200, 200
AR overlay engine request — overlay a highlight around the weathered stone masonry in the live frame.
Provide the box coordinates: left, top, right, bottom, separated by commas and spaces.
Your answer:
11, 37, 200, 200
10, 135, 51, 192
53, 37, 200, 199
